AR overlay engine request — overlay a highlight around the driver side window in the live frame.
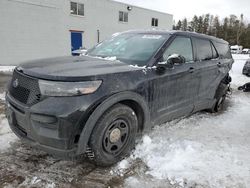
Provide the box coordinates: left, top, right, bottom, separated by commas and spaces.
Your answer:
163, 36, 193, 62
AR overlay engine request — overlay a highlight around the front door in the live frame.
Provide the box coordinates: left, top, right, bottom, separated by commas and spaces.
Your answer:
71, 31, 83, 55
148, 36, 199, 124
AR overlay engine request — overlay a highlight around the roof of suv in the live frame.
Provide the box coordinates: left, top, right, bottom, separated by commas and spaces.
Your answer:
123, 30, 228, 44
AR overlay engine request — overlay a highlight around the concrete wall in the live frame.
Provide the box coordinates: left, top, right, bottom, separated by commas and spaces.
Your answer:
0, 0, 173, 65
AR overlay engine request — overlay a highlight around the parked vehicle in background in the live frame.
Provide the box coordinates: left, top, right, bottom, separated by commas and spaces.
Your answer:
72, 47, 88, 56
242, 48, 250, 54
230, 45, 243, 54
238, 82, 250, 92
5, 30, 233, 166
243, 59, 250, 76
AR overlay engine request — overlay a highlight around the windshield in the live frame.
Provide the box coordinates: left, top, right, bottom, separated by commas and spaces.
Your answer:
87, 33, 169, 66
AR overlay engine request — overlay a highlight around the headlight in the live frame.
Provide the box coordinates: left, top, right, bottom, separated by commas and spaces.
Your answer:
39, 80, 102, 96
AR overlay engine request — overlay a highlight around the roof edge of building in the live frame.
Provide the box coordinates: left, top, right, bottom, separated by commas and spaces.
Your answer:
109, 0, 173, 17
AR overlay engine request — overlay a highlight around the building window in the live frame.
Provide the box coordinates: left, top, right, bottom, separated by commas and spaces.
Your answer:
70, 2, 84, 16
152, 18, 158, 27
119, 11, 128, 22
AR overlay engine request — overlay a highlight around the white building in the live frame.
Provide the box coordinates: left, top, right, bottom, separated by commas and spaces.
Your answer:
0, 0, 173, 65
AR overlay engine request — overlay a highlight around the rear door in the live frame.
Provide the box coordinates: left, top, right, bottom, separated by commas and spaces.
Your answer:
191, 37, 221, 110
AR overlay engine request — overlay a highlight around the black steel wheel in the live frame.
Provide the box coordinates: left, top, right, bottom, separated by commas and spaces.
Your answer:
102, 119, 130, 155
210, 94, 226, 113
88, 103, 138, 166
215, 95, 225, 112
208, 81, 229, 113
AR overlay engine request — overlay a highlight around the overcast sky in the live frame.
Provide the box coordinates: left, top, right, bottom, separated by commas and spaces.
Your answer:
115, 0, 250, 23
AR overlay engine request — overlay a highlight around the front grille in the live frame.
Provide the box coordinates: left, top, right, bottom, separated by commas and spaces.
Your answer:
9, 70, 41, 105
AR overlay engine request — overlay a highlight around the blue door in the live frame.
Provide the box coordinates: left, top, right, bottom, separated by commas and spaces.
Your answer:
71, 31, 83, 55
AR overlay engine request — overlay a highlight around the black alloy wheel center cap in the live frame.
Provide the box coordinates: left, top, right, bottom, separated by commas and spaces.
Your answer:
103, 119, 129, 154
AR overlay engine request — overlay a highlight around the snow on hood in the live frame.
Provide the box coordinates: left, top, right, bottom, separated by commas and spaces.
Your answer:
87, 55, 119, 62
129, 65, 146, 69
103, 56, 118, 61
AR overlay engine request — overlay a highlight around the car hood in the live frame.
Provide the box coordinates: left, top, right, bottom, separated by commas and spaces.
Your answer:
18, 56, 142, 81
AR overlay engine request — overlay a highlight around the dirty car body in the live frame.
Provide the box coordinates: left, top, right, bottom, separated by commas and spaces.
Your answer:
5, 30, 233, 165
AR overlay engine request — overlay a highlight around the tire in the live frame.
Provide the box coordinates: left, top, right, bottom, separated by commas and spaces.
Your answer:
209, 94, 226, 113
209, 82, 229, 113
215, 95, 226, 112
88, 103, 138, 166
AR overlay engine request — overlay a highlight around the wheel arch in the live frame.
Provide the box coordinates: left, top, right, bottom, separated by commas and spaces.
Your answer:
76, 91, 151, 155
208, 76, 230, 113
214, 73, 231, 100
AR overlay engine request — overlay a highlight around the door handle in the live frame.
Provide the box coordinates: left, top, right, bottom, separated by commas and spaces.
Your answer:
189, 67, 195, 73
217, 62, 222, 67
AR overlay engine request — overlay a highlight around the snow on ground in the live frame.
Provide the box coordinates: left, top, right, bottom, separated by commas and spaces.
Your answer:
0, 114, 18, 153
0, 92, 5, 101
0, 66, 15, 73
0, 91, 16, 152
230, 54, 249, 86
122, 54, 250, 188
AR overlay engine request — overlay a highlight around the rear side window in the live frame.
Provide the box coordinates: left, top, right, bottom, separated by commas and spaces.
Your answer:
211, 43, 218, 59
214, 42, 232, 59
163, 36, 193, 62
194, 38, 213, 61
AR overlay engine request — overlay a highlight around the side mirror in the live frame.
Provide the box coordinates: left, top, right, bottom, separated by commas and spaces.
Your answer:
156, 54, 185, 72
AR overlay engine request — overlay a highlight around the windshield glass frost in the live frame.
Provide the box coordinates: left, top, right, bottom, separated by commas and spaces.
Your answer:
87, 33, 169, 66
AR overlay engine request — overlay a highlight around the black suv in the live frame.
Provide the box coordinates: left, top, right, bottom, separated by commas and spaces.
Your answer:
5, 30, 233, 166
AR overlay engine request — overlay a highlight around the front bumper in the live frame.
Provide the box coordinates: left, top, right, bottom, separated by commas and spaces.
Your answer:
5, 93, 93, 158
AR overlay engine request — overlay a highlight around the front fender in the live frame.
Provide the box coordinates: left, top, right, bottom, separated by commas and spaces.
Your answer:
76, 91, 151, 155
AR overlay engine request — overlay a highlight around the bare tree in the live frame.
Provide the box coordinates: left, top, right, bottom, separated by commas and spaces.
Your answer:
237, 14, 244, 45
